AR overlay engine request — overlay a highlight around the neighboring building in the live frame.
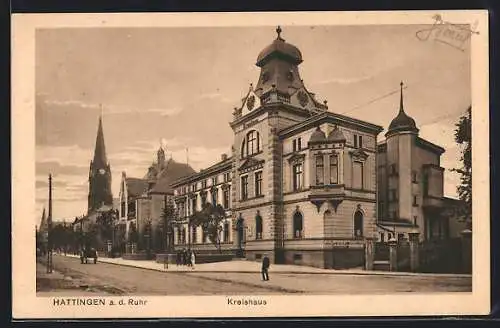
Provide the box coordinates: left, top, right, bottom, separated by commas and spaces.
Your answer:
118, 145, 196, 252
171, 154, 233, 253
171, 27, 384, 269
376, 83, 465, 242
88, 115, 113, 212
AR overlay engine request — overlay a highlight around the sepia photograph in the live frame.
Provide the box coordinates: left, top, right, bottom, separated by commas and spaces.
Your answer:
12, 11, 490, 318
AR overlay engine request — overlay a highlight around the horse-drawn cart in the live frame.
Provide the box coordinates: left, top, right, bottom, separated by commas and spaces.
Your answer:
80, 248, 98, 264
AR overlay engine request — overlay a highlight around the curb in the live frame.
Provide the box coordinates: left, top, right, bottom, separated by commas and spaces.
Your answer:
59, 255, 472, 279
65, 256, 302, 294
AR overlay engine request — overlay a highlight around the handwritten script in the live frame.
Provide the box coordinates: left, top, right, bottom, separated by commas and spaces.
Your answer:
416, 14, 479, 52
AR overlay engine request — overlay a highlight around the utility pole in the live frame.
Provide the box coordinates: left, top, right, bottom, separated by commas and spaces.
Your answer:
46, 174, 53, 273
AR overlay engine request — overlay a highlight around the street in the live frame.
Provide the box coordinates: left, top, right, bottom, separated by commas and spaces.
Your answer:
36, 255, 472, 296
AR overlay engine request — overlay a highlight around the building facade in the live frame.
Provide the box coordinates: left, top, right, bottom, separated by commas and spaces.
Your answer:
170, 27, 385, 269
376, 83, 466, 242
118, 146, 196, 253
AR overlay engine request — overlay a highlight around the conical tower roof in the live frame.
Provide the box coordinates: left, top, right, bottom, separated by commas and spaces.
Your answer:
92, 115, 108, 168
39, 207, 47, 231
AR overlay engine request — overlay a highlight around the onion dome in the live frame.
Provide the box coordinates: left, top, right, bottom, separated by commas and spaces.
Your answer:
386, 81, 419, 137
327, 127, 346, 143
256, 26, 303, 67
308, 126, 327, 144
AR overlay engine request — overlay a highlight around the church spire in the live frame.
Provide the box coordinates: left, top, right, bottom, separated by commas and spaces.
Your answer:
40, 207, 46, 230
93, 113, 108, 168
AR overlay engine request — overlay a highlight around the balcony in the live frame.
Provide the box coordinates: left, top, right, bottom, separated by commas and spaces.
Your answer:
308, 184, 345, 213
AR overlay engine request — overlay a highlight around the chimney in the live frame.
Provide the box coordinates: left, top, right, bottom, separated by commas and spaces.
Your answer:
221, 153, 228, 161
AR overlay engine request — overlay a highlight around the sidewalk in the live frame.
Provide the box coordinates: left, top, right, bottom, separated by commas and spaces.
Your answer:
59, 254, 471, 278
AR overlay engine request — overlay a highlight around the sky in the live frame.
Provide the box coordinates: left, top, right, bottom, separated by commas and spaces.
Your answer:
35, 25, 471, 222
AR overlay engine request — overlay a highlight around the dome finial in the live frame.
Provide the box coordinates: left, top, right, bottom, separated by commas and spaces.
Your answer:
276, 26, 283, 40
399, 81, 404, 113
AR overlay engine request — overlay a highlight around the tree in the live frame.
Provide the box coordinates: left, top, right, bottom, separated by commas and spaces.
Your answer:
451, 106, 472, 229
190, 203, 226, 253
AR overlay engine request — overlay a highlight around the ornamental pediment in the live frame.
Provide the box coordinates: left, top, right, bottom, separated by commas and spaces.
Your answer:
287, 153, 305, 164
238, 157, 265, 172
349, 148, 369, 161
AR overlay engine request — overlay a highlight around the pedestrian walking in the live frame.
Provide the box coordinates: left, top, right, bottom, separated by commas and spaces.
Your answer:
190, 250, 196, 270
261, 254, 270, 281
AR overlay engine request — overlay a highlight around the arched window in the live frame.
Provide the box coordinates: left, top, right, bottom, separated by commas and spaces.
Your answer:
241, 130, 261, 158
354, 210, 363, 237
255, 214, 263, 239
293, 211, 303, 238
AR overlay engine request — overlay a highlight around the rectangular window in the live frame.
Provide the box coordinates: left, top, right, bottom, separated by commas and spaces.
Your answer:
223, 222, 230, 242
292, 163, 303, 191
241, 175, 248, 200
329, 154, 338, 184
423, 173, 429, 196
255, 253, 262, 260
411, 171, 418, 183
192, 226, 197, 244
390, 164, 398, 176
358, 135, 363, 148
212, 177, 217, 186
352, 161, 364, 189
202, 180, 207, 189
413, 195, 418, 206
292, 139, 297, 152
297, 138, 302, 150
315, 155, 324, 185
191, 197, 197, 213
354, 134, 358, 148
212, 189, 218, 205
389, 189, 398, 202
255, 171, 263, 196
223, 188, 230, 209
379, 202, 385, 217
223, 172, 231, 183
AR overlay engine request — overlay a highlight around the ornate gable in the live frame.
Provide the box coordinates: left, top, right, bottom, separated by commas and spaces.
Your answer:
287, 153, 306, 165
349, 148, 369, 161
289, 87, 326, 114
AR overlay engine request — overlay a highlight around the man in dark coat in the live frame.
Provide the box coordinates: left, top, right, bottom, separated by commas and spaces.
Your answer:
261, 254, 270, 281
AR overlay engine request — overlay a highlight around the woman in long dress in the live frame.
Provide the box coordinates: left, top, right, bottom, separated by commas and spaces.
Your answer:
190, 251, 196, 270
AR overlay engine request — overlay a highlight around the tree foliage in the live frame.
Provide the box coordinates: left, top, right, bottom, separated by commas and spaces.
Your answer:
190, 203, 226, 253
451, 106, 472, 228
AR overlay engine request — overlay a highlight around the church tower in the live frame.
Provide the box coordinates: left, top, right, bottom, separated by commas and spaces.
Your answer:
88, 115, 113, 212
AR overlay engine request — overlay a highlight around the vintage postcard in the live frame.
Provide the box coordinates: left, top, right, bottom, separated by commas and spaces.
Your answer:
12, 10, 490, 319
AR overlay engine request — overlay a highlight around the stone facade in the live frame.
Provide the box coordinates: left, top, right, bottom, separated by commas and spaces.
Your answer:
170, 27, 384, 268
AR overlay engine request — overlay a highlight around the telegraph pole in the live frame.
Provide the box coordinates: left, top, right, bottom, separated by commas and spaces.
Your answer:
46, 174, 53, 273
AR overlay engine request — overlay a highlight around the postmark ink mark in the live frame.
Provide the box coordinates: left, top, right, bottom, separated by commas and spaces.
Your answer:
416, 14, 479, 52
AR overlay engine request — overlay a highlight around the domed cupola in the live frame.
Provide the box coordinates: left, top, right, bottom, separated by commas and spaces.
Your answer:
308, 126, 327, 144
386, 81, 419, 137
256, 26, 303, 67
327, 126, 346, 143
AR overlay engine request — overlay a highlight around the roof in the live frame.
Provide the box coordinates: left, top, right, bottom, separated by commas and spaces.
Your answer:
256, 27, 302, 67
416, 137, 446, 155
171, 156, 232, 187
279, 110, 384, 138
126, 177, 148, 198
308, 126, 327, 144
150, 159, 197, 194
327, 127, 347, 142
92, 115, 109, 169
386, 82, 419, 137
